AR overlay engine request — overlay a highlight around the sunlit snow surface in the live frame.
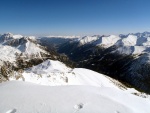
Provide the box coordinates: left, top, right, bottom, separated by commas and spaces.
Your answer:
0, 81, 150, 113
77, 34, 150, 55
10, 60, 117, 87
3, 60, 150, 113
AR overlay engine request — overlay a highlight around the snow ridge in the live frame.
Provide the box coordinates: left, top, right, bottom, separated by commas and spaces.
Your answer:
10, 59, 117, 87
75, 32, 150, 55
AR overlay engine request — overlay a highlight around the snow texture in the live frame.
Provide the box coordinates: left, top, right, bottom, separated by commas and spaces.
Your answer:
10, 59, 117, 88
0, 81, 150, 113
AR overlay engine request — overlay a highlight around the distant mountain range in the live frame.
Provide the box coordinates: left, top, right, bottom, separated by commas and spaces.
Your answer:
0, 32, 150, 113
57, 32, 150, 93
1, 32, 150, 94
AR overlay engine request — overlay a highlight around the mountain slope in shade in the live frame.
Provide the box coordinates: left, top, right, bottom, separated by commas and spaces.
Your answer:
57, 32, 150, 93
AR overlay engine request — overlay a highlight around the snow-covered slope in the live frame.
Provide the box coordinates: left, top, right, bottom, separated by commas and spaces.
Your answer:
112, 46, 147, 55
72, 32, 150, 55
17, 39, 47, 55
95, 35, 121, 47
78, 35, 100, 45
0, 33, 48, 64
0, 45, 21, 64
10, 59, 150, 98
1, 58, 150, 112
0, 81, 149, 113
10, 59, 117, 88
116, 35, 138, 46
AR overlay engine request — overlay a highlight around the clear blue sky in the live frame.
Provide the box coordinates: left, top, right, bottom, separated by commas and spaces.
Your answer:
0, 0, 150, 36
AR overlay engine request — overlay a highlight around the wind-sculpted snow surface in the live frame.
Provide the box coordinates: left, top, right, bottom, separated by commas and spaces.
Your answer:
0, 81, 150, 113
10, 60, 117, 88
10, 59, 148, 97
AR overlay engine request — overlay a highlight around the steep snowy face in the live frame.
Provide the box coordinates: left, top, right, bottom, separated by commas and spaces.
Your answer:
71, 32, 150, 55
0, 33, 48, 65
116, 35, 138, 46
116, 34, 150, 47
78, 35, 100, 45
19, 39, 47, 56
114, 32, 150, 55
113, 46, 146, 55
77, 35, 120, 47
95, 35, 120, 47
0, 45, 21, 65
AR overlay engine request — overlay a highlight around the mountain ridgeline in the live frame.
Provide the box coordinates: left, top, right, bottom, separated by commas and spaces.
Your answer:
57, 32, 150, 93
1, 32, 150, 94
0, 33, 75, 82
0, 33, 150, 113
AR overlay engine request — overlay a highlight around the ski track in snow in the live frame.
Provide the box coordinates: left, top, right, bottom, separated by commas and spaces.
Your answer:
6, 109, 17, 113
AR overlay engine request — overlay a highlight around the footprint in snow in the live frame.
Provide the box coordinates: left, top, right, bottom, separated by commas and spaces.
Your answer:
6, 109, 17, 113
74, 103, 84, 110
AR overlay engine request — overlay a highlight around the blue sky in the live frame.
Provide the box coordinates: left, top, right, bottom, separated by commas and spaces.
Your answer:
0, 0, 150, 36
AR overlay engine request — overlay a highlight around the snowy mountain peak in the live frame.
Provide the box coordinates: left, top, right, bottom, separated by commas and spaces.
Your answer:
0, 33, 49, 65
95, 35, 120, 47
78, 35, 100, 45
116, 35, 137, 46
26, 59, 71, 74
0, 33, 14, 42
4, 32, 13, 37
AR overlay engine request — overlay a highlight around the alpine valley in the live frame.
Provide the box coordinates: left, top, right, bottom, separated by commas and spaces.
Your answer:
0, 32, 150, 113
